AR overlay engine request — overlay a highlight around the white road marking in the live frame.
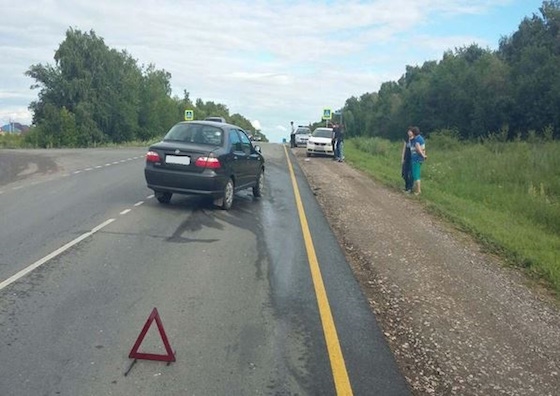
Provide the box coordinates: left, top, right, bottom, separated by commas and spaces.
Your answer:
120, 209, 131, 215
0, 218, 116, 291
147, 194, 154, 199
134, 201, 144, 207
1, 154, 143, 195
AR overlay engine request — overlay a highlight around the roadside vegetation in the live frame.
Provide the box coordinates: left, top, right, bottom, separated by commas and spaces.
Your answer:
346, 131, 560, 295
333, 1, 560, 144
0, 132, 159, 150
0, 134, 28, 149
8, 28, 266, 149
308, 1, 560, 295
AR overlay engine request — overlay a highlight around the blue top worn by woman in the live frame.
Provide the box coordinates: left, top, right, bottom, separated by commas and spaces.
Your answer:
411, 135, 425, 162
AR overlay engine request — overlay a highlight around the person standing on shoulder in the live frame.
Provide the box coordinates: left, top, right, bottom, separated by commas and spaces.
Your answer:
334, 124, 345, 162
401, 129, 414, 192
331, 123, 339, 160
410, 126, 427, 195
290, 121, 296, 148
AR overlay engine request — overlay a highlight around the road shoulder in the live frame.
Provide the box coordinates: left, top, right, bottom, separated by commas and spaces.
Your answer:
292, 147, 560, 396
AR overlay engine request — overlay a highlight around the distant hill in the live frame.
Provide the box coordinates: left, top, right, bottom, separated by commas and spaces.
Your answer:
0, 123, 30, 133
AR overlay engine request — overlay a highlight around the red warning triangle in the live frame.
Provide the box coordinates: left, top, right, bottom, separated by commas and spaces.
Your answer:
129, 308, 176, 362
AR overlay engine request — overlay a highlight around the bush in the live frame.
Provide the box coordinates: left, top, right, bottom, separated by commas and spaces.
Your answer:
481, 125, 509, 154
428, 128, 462, 151
0, 133, 27, 148
352, 137, 391, 156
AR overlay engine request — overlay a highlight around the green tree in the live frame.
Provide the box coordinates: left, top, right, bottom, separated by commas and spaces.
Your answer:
138, 65, 176, 140
25, 28, 263, 146
373, 81, 404, 140
499, 0, 560, 138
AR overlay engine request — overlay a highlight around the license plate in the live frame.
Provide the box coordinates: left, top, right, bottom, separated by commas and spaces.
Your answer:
166, 155, 191, 165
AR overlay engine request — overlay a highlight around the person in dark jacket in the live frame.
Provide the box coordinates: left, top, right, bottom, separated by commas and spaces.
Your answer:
290, 121, 296, 148
401, 129, 414, 192
333, 124, 344, 162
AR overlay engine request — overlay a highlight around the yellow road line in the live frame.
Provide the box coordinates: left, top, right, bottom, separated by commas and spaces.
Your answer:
283, 146, 353, 396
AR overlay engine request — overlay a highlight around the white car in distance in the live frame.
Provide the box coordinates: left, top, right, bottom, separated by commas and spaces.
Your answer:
294, 126, 311, 147
306, 127, 334, 157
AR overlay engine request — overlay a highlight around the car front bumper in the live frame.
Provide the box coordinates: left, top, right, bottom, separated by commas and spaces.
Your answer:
307, 143, 334, 156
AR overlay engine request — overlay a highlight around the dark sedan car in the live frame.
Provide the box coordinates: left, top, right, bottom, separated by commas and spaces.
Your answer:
144, 121, 265, 210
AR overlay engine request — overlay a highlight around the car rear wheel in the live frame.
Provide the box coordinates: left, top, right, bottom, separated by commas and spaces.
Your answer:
220, 178, 234, 210
253, 171, 264, 198
155, 191, 172, 204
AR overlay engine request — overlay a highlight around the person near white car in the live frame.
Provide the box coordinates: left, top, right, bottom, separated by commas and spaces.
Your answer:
333, 124, 344, 162
290, 121, 296, 148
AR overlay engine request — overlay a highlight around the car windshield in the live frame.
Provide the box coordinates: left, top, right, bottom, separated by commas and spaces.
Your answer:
313, 129, 333, 138
296, 129, 310, 134
164, 123, 224, 146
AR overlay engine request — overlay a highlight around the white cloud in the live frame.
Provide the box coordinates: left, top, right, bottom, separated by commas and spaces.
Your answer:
0, 0, 531, 142
250, 120, 262, 130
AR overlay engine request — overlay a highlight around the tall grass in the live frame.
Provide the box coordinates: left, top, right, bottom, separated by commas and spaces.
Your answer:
0, 133, 34, 148
346, 134, 560, 294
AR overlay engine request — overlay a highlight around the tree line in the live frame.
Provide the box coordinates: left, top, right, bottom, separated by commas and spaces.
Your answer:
26, 1, 559, 146
25, 28, 261, 147
338, 0, 560, 142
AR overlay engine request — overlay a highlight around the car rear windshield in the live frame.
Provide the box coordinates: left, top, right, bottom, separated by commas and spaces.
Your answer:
164, 123, 224, 146
313, 129, 333, 138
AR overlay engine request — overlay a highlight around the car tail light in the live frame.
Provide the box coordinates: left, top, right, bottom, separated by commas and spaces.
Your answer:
146, 151, 161, 162
195, 156, 221, 169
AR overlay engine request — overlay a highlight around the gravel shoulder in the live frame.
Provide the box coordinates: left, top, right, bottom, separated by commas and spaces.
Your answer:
293, 148, 560, 396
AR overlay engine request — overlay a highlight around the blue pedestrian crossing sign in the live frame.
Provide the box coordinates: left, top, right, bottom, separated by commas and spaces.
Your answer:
184, 109, 194, 121
322, 108, 332, 120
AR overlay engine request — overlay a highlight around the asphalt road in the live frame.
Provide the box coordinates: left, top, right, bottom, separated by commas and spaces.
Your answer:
0, 145, 410, 396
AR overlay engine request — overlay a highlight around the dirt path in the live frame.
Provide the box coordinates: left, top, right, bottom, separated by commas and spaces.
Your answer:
292, 148, 560, 396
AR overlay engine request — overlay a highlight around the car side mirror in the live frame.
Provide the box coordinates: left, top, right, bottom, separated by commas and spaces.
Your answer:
254, 145, 261, 153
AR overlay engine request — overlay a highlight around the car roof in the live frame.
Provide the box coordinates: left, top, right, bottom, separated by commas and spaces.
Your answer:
177, 120, 246, 130
204, 116, 226, 122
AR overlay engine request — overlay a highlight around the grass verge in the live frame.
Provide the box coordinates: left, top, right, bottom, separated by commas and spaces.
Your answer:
345, 137, 560, 296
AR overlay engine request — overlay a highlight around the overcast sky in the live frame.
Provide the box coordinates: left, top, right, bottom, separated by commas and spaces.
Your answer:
0, 0, 544, 142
